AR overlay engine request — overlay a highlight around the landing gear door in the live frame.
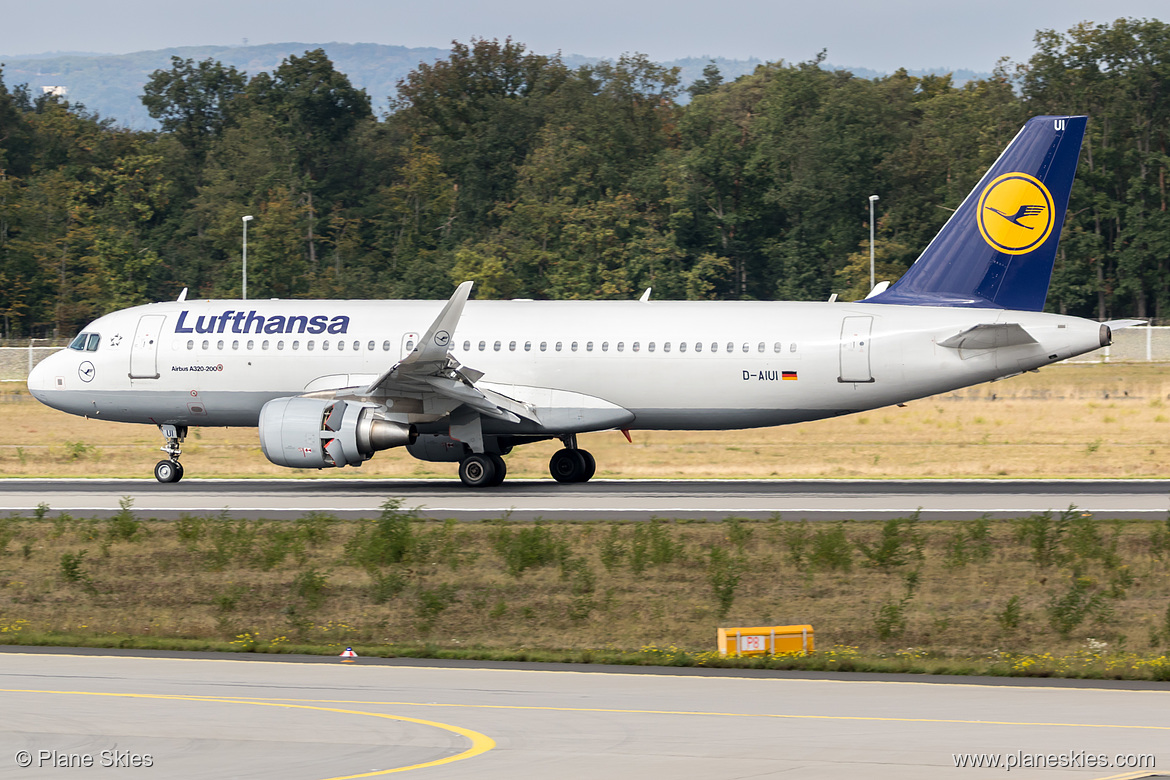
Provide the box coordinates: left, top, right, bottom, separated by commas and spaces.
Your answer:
838, 315, 875, 383
129, 314, 166, 379
400, 332, 420, 360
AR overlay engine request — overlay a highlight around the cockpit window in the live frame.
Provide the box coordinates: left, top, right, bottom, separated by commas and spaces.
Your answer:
69, 333, 88, 351
86, 334, 100, 352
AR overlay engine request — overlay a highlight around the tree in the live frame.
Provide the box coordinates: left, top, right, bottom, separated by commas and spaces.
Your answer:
141, 57, 247, 163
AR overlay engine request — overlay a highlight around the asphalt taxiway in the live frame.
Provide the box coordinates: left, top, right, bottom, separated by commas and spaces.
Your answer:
0, 478, 1169, 520
1, 649, 1166, 779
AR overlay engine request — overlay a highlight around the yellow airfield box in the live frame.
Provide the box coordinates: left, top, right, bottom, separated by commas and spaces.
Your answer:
717, 625, 814, 656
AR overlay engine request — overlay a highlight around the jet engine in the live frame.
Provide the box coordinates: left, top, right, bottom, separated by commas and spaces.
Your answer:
259, 397, 415, 468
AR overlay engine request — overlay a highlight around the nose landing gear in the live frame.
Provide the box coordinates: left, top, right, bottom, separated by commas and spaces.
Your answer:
154, 424, 187, 483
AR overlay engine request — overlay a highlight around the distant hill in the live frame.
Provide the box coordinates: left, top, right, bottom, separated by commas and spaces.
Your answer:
0, 43, 989, 130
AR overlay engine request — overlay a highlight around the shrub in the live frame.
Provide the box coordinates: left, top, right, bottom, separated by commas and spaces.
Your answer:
857, 513, 925, 571
59, 550, 89, 584
708, 546, 742, 618
106, 497, 142, 542
1046, 576, 1106, 639
493, 522, 564, 577
292, 568, 329, 609
996, 595, 1023, 632
810, 524, 853, 572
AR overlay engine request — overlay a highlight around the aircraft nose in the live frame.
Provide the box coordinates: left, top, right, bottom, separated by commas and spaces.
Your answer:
27, 351, 53, 400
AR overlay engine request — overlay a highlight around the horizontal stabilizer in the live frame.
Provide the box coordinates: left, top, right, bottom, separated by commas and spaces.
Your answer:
938, 323, 1037, 351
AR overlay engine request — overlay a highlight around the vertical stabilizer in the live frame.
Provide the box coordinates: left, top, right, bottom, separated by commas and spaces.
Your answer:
867, 115, 1087, 312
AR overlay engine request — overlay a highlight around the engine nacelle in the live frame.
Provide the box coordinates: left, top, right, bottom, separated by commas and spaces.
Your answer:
259, 397, 415, 469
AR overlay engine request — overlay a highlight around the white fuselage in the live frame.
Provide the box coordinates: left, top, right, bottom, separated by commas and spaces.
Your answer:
28, 298, 1105, 433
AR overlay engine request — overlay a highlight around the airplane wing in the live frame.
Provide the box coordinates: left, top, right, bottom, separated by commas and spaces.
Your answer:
359, 282, 540, 424
937, 323, 1038, 351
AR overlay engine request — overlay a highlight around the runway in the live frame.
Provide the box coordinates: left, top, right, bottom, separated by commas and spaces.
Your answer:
1, 650, 1166, 779
0, 478, 1169, 520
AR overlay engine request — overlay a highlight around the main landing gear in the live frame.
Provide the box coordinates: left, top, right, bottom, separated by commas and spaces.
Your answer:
154, 424, 187, 484
458, 453, 507, 488
455, 434, 596, 488
549, 434, 595, 484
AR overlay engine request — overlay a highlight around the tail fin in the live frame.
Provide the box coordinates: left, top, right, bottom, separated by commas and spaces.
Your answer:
867, 115, 1087, 312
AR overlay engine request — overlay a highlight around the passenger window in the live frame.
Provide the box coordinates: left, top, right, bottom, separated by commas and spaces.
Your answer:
663, 342, 671, 353
774, 342, 782, 353
571, 341, 578, 352
463, 340, 471, 351
632, 342, 640, 352
232, 340, 239, 350
201, 340, 209, 350
292, 341, 299, 350
540, 341, 547, 352
338, 340, 346, 351
726, 342, 734, 353
790, 343, 798, 352
187, 340, 194, 350
601, 342, 609, 352
246, 340, 254, 350
617, 342, 624, 352
648, 342, 656, 352
277, 340, 285, 350
86, 334, 100, 351
216, 340, 224, 350
368, 341, 376, 351
353, 341, 360, 351
262, 340, 270, 350
556, 342, 563, 352
695, 342, 702, 352
742, 343, 749, 353
679, 342, 687, 353
586, 342, 593, 352
382, 341, 391, 351
524, 341, 532, 351
69, 333, 88, 351
478, 341, 486, 351
711, 342, 719, 353
494, 341, 501, 351
509, 341, 516, 351
307, 341, 315, 351
322, 340, 330, 351
758, 342, 765, 353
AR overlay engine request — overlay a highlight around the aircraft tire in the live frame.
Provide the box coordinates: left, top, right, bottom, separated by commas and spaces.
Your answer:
487, 454, 507, 486
154, 460, 180, 484
549, 448, 588, 483
578, 450, 596, 482
459, 453, 497, 488
172, 462, 185, 483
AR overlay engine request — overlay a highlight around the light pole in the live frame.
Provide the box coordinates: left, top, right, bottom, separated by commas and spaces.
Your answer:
241, 215, 253, 301
868, 195, 880, 291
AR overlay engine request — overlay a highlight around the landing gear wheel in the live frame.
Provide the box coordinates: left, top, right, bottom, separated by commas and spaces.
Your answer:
459, 453, 498, 488
550, 448, 590, 483
487, 454, 507, 486
578, 449, 596, 481
154, 460, 181, 484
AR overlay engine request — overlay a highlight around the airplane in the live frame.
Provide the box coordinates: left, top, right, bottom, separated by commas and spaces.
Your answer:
26, 115, 1132, 487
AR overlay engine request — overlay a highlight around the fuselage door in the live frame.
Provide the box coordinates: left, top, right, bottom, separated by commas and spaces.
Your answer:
129, 314, 166, 379
839, 315, 875, 383
400, 332, 420, 360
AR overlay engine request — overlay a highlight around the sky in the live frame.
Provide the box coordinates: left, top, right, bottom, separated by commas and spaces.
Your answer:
2, 0, 1166, 72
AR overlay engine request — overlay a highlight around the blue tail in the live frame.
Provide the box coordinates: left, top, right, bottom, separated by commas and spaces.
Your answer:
866, 115, 1087, 312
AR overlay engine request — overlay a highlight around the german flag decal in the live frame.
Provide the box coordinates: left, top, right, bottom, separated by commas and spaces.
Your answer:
782, 371, 798, 381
